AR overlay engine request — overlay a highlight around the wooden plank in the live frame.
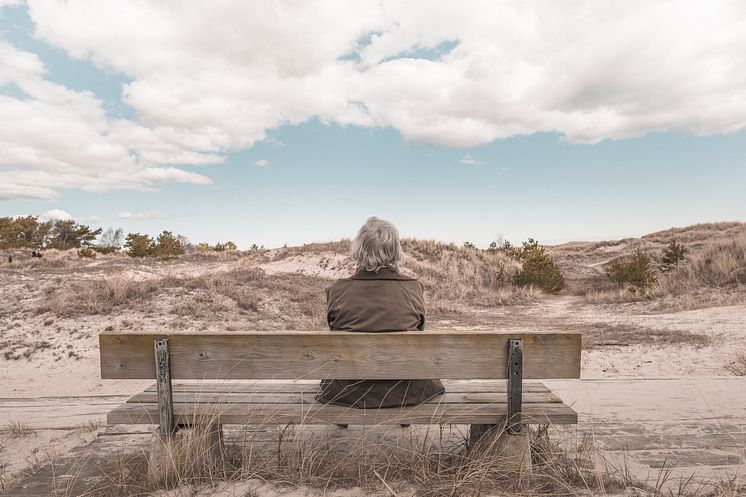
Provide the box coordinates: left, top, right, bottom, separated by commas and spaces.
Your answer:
107, 402, 578, 425
100, 331, 581, 380
143, 380, 552, 394
127, 390, 564, 405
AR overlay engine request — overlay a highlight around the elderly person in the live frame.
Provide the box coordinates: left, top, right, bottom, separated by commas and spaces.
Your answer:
315, 217, 445, 408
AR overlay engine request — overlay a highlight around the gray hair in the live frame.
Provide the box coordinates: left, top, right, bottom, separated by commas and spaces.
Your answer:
351, 217, 403, 272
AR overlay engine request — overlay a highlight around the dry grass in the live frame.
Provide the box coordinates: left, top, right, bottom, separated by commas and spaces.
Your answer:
35, 269, 328, 329
402, 239, 535, 307
583, 227, 746, 310
49, 419, 744, 497
4, 420, 35, 438
725, 349, 746, 376
37, 276, 159, 317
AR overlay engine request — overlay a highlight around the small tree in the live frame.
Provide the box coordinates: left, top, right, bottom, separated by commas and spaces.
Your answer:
48, 220, 101, 250
661, 240, 687, 270
15, 216, 53, 249
124, 233, 154, 257
463, 241, 476, 249
512, 238, 565, 294
607, 249, 657, 290
495, 239, 520, 259
152, 231, 184, 257
214, 241, 237, 251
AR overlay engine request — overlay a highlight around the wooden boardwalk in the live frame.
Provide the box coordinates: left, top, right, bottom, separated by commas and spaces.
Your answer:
1, 377, 744, 495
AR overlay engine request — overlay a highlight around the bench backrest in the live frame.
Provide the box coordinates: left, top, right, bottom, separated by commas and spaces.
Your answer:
100, 331, 581, 380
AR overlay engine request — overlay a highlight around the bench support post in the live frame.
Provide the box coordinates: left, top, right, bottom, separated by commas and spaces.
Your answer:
507, 338, 523, 435
154, 338, 176, 438
467, 337, 525, 448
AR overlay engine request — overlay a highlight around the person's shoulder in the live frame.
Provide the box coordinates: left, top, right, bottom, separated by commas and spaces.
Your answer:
325, 276, 355, 297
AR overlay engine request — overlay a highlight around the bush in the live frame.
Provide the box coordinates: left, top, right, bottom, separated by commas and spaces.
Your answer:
607, 249, 657, 290
77, 247, 96, 258
153, 231, 184, 258
125, 233, 154, 257
214, 241, 238, 251
508, 239, 565, 294
47, 220, 102, 250
93, 245, 119, 255
661, 240, 687, 270
514, 249, 565, 294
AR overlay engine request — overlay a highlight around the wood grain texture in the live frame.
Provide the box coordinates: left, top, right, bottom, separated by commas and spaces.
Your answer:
100, 331, 581, 380
126, 391, 563, 405
107, 401, 578, 425
507, 338, 523, 434
154, 339, 176, 437
142, 380, 553, 394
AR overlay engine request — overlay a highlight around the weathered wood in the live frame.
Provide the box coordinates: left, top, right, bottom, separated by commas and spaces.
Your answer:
100, 331, 582, 380
143, 380, 553, 394
507, 338, 523, 434
467, 423, 498, 449
107, 401, 578, 425
127, 390, 563, 405
154, 339, 176, 438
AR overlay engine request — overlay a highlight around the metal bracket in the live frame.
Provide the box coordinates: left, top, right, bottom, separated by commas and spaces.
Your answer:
507, 338, 523, 434
154, 338, 176, 438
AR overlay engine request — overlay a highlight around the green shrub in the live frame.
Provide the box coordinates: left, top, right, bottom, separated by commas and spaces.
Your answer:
124, 233, 154, 257
77, 247, 96, 258
511, 239, 565, 294
661, 240, 687, 270
607, 249, 657, 290
514, 250, 565, 294
48, 220, 102, 250
93, 245, 119, 255
214, 241, 238, 251
152, 231, 184, 257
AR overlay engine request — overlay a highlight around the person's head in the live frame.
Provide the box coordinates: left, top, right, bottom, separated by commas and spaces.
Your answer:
351, 217, 403, 273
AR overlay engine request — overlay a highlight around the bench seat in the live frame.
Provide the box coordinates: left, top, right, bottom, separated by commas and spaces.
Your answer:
108, 380, 578, 426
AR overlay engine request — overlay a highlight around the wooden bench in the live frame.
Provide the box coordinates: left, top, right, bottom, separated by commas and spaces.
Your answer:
100, 330, 581, 447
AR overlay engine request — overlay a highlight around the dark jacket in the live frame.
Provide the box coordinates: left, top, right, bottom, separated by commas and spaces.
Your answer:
315, 268, 446, 408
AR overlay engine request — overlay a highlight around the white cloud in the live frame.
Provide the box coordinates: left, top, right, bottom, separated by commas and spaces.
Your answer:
1, 1, 746, 200
254, 159, 269, 167
459, 154, 482, 165
40, 209, 73, 221
119, 211, 166, 221
0, 41, 214, 200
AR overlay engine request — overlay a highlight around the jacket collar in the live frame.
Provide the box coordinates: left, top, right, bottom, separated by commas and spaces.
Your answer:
350, 267, 416, 281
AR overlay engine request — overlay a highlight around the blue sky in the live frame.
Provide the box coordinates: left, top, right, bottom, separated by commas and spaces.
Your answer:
1, 2, 745, 248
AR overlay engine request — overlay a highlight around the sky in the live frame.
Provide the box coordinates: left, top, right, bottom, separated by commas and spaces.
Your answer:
0, 1, 745, 248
